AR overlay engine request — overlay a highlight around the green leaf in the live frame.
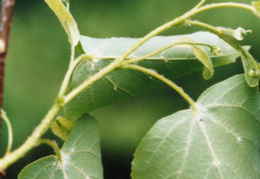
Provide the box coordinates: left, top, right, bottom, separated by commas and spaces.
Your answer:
64, 32, 244, 118
51, 116, 75, 141
171, 37, 214, 80
240, 49, 260, 87
190, 44, 213, 80
241, 56, 260, 87
131, 74, 260, 178
252, 1, 260, 18
45, 0, 79, 46
79, 32, 236, 64
18, 114, 103, 179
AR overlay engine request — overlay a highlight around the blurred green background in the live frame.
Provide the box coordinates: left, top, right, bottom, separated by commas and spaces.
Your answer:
0, 0, 259, 178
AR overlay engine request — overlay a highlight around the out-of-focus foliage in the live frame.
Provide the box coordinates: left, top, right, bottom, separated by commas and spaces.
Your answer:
1, 0, 259, 178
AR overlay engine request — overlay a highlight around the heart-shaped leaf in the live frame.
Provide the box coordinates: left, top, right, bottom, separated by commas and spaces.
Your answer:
64, 32, 244, 118
18, 114, 103, 179
131, 75, 260, 178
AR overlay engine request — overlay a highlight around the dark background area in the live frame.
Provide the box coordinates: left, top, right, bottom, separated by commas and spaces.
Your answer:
0, 0, 259, 178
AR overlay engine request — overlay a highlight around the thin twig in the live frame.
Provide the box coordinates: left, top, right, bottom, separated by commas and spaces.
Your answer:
123, 64, 198, 112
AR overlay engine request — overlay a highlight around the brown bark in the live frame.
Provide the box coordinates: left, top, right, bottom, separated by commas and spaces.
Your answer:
0, 0, 15, 177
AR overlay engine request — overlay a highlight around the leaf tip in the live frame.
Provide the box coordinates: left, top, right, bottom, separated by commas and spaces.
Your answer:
252, 1, 260, 18
203, 68, 214, 80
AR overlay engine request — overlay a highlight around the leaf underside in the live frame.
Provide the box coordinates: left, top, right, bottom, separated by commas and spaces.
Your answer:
64, 32, 244, 118
131, 75, 260, 179
18, 115, 103, 179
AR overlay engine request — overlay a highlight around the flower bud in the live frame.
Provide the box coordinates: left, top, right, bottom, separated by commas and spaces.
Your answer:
211, 45, 223, 56
233, 27, 252, 41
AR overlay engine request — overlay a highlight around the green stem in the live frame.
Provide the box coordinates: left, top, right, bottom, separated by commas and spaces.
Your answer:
62, 1, 256, 106
63, 59, 120, 105
185, 20, 259, 72
0, 102, 61, 170
1, 109, 13, 155
194, 0, 207, 9
64, 2, 245, 104
114, 19, 184, 64
40, 139, 62, 162
123, 64, 198, 112
124, 41, 216, 64
58, 54, 90, 98
0, 0, 255, 171
111, 2, 254, 64
193, 3, 254, 16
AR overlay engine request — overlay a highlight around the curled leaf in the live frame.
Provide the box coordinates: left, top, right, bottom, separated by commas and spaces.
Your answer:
51, 116, 75, 141
64, 32, 246, 118
252, 1, 260, 18
190, 44, 214, 80
171, 37, 214, 79
45, 0, 79, 46
241, 52, 260, 87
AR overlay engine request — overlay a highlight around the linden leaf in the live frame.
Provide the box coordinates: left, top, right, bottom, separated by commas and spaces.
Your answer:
64, 32, 245, 118
18, 115, 103, 179
132, 75, 260, 178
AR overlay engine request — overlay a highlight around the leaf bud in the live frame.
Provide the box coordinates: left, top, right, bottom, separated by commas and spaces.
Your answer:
211, 45, 223, 56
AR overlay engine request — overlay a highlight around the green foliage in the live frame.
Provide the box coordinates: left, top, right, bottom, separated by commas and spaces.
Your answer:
1, 0, 260, 178
64, 32, 242, 118
18, 115, 103, 179
131, 75, 260, 178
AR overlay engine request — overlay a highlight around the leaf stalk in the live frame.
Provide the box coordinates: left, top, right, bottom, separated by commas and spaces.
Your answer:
123, 64, 198, 112
1, 109, 13, 155
39, 139, 62, 162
